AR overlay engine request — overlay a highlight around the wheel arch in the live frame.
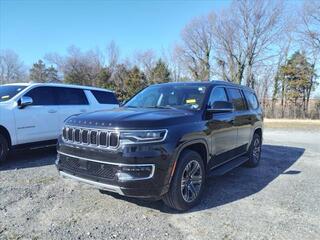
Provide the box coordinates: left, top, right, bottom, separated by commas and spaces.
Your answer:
169, 139, 209, 183
0, 125, 12, 148
253, 127, 263, 141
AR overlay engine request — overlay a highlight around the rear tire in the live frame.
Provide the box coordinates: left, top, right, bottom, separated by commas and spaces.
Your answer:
0, 133, 9, 163
163, 150, 205, 211
245, 133, 261, 168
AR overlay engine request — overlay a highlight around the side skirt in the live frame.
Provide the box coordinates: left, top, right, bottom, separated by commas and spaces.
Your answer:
11, 140, 57, 151
207, 154, 248, 177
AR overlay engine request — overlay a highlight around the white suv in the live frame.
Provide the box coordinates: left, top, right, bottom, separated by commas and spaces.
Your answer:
0, 83, 119, 162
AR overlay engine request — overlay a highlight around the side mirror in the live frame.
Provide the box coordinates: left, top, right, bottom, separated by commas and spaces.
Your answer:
18, 96, 33, 109
208, 101, 234, 113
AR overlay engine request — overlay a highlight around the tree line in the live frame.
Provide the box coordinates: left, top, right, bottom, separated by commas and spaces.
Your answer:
0, 0, 319, 118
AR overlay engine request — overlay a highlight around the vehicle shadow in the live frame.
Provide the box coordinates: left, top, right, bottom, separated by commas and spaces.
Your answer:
0, 147, 56, 171
105, 144, 305, 213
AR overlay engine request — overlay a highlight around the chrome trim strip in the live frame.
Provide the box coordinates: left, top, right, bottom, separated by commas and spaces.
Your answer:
72, 128, 75, 142
57, 151, 155, 180
59, 171, 124, 195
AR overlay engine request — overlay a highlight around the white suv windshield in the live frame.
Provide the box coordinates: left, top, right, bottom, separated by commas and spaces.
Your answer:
0, 85, 26, 102
125, 84, 207, 110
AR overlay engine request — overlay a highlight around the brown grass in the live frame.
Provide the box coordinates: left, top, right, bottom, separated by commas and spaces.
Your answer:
264, 118, 320, 129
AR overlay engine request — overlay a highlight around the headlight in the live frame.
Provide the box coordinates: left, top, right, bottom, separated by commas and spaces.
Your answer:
119, 129, 167, 144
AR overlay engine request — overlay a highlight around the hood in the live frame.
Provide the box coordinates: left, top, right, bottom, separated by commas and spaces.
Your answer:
66, 107, 200, 129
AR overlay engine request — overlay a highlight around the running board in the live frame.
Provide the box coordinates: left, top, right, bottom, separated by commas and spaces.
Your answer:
208, 155, 248, 177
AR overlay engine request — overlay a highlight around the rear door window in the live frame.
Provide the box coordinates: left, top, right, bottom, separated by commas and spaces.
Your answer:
24, 86, 56, 105
55, 87, 89, 105
243, 90, 259, 110
91, 90, 118, 104
226, 88, 247, 111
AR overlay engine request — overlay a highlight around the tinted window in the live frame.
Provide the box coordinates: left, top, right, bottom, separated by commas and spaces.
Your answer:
91, 90, 118, 104
208, 87, 228, 107
0, 85, 27, 102
227, 88, 247, 111
244, 90, 259, 110
24, 87, 56, 105
56, 87, 88, 105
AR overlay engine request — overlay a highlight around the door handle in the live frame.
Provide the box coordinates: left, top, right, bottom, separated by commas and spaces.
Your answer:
80, 109, 87, 113
48, 109, 57, 113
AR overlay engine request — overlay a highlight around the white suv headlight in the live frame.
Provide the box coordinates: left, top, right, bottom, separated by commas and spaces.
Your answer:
119, 130, 167, 144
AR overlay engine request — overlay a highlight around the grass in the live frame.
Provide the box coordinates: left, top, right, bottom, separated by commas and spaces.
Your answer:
264, 118, 320, 130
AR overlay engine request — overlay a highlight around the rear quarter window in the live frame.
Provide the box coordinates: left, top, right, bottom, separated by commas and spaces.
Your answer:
243, 90, 259, 110
226, 88, 247, 111
91, 90, 119, 104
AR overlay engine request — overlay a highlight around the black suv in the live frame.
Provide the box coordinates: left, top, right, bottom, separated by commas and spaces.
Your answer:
56, 81, 263, 211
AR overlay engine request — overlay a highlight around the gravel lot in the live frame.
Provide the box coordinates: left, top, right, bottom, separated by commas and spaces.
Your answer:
1, 128, 319, 240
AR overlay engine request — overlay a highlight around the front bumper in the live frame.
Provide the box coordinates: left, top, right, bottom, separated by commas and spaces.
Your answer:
60, 171, 124, 195
56, 141, 175, 199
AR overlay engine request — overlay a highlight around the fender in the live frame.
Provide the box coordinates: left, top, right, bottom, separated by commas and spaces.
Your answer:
247, 125, 263, 151
169, 138, 210, 183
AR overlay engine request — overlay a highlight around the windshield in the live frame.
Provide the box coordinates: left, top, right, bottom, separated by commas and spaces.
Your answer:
0, 85, 27, 102
124, 84, 207, 110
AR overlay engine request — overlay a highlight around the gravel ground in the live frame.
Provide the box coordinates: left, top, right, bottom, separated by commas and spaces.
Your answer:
1, 128, 319, 240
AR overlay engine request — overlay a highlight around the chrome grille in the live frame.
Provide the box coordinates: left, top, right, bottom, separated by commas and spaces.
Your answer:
62, 126, 119, 148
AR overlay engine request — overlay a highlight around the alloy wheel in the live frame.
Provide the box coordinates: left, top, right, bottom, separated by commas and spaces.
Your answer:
252, 138, 261, 163
181, 160, 203, 203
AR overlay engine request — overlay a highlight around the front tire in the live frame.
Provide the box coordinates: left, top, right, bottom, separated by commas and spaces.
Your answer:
0, 133, 9, 163
245, 133, 262, 168
163, 150, 205, 211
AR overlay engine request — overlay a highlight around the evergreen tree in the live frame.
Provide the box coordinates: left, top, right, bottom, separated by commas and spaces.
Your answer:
46, 65, 59, 82
96, 67, 112, 89
64, 71, 88, 85
150, 59, 171, 84
125, 66, 147, 98
29, 60, 47, 82
279, 51, 316, 118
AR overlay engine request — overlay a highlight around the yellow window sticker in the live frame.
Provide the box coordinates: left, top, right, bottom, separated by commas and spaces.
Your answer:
186, 99, 196, 104
1, 95, 10, 100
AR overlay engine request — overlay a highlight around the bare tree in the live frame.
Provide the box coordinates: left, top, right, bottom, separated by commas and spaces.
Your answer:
214, 0, 284, 88
0, 50, 27, 84
133, 49, 156, 82
106, 40, 120, 72
214, 8, 246, 84
45, 46, 103, 86
175, 13, 215, 81
271, 31, 294, 117
301, 0, 320, 50
162, 47, 184, 82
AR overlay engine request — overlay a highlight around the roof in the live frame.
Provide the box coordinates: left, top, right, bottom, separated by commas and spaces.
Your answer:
2, 82, 114, 93
155, 80, 255, 92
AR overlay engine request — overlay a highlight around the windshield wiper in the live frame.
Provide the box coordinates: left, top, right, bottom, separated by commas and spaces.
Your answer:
150, 106, 176, 110
124, 105, 138, 108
